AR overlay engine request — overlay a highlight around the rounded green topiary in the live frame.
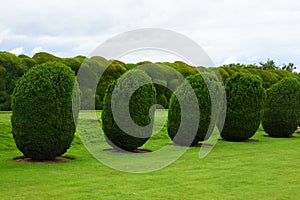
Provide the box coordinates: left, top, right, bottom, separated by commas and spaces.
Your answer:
167, 73, 220, 146
102, 69, 156, 151
262, 78, 300, 137
11, 62, 80, 160
156, 94, 168, 108
221, 73, 265, 141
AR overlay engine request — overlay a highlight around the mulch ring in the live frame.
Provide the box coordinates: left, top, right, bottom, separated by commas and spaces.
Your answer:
0, 111, 12, 114
219, 138, 259, 142
103, 148, 152, 154
13, 157, 73, 164
170, 143, 214, 147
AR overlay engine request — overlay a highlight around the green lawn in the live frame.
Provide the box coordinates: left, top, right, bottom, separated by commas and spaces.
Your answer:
1, 111, 300, 199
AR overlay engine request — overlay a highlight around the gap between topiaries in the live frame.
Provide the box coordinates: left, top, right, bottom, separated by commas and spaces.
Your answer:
103, 148, 152, 154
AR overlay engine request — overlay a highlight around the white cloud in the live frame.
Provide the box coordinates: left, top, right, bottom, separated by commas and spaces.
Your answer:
31, 47, 43, 55
0, 29, 10, 43
0, 0, 300, 66
223, 56, 238, 65
9, 47, 24, 55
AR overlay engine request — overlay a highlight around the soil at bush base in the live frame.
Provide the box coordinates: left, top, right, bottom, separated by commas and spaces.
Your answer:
14, 157, 73, 164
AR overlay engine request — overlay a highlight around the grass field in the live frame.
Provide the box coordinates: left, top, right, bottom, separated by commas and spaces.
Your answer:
1, 111, 300, 199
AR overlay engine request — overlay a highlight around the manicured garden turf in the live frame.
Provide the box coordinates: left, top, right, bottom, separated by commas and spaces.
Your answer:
1, 111, 300, 199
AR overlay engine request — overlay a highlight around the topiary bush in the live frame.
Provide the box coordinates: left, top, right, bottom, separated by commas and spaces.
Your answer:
221, 73, 265, 141
156, 94, 168, 108
167, 73, 220, 146
102, 69, 156, 151
262, 78, 300, 137
11, 62, 80, 160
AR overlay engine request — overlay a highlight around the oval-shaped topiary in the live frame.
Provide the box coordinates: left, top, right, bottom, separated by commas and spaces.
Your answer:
102, 69, 156, 151
167, 73, 221, 146
262, 78, 300, 137
11, 61, 80, 160
221, 73, 265, 141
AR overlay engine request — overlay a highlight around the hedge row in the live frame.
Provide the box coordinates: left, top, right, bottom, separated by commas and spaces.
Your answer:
1, 52, 200, 111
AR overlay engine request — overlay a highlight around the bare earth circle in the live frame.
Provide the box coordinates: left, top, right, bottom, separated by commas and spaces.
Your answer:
170, 143, 215, 147
103, 148, 152, 154
13, 157, 73, 164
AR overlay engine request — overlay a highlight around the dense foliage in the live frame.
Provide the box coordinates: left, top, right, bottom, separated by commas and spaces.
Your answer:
262, 78, 300, 137
221, 73, 265, 141
1, 51, 299, 112
168, 73, 221, 146
101, 69, 156, 151
11, 62, 80, 160
0, 52, 28, 110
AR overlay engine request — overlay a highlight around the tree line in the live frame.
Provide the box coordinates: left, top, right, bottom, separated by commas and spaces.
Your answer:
0, 51, 299, 111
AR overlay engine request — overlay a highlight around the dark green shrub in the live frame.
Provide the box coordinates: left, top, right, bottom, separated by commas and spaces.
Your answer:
168, 73, 220, 146
262, 78, 300, 137
102, 69, 156, 151
156, 94, 168, 108
11, 62, 80, 160
221, 73, 265, 141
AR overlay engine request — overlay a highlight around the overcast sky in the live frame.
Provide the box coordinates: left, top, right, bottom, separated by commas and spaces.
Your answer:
1, 0, 300, 69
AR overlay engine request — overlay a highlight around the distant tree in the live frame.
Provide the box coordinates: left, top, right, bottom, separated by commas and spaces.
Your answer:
222, 63, 247, 69
259, 59, 278, 70
281, 63, 296, 72
221, 63, 260, 69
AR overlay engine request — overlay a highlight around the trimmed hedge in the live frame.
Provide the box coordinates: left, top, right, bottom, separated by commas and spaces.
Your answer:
246, 68, 280, 89
221, 73, 265, 141
102, 69, 156, 151
217, 67, 230, 83
11, 62, 80, 160
168, 73, 220, 146
262, 78, 300, 137
0, 52, 28, 110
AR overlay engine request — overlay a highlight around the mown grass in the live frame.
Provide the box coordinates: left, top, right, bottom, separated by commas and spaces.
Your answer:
1, 111, 300, 199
